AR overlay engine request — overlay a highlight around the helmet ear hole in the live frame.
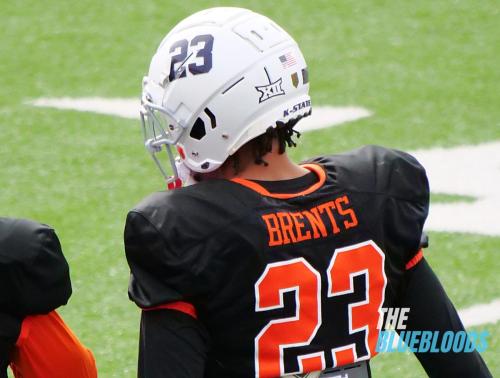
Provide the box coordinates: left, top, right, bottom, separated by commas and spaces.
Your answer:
190, 118, 206, 140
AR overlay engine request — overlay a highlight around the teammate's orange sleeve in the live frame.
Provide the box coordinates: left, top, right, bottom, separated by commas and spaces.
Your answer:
9, 311, 97, 378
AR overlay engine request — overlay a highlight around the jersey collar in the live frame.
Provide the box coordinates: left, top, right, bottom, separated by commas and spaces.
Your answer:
230, 163, 326, 199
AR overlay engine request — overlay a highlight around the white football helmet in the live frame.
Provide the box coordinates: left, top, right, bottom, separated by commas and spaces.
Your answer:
141, 7, 311, 185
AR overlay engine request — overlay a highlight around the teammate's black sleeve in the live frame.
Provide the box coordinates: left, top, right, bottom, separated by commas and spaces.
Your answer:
138, 309, 209, 378
399, 258, 492, 377
0, 312, 22, 378
0, 217, 72, 316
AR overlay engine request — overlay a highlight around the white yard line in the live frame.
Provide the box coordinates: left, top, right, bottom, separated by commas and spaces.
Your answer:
295, 106, 372, 132
459, 298, 500, 328
28, 97, 372, 130
411, 142, 500, 236
30, 97, 140, 119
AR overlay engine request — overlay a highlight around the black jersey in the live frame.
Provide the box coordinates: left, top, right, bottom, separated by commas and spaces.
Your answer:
125, 145, 429, 377
0, 218, 72, 316
0, 217, 72, 375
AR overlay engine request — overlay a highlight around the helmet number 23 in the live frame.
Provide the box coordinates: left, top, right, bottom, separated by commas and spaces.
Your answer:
168, 34, 214, 81
254, 240, 387, 378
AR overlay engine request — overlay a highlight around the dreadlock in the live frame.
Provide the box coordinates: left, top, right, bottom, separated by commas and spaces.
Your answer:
227, 116, 304, 175
252, 120, 302, 166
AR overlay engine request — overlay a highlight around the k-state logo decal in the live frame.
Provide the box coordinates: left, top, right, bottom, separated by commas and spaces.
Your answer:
255, 67, 285, 103
283, 99, 311, 117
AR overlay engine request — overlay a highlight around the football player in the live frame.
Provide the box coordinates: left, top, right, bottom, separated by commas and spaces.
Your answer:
124, 7, 492, 378
0, 217, 97, 378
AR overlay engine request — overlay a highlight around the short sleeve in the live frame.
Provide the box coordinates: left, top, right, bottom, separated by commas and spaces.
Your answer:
124, 211, 205, 309
0, 218, 72, 316
381, 149, 430, 262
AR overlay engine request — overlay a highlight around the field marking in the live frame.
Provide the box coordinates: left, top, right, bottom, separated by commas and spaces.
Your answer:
28, 97, 500, 236
459, 298, 500, 328
28, 97, 372, 131
388, 298, 500, 348
410, 142, 500, 236
295, 106, 372, 132
30, 97, 140, 119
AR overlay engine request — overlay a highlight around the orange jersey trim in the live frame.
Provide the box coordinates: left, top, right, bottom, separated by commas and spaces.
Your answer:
231, 163, 326, 199
405, 249, 424, 270
142, 301, 198, 319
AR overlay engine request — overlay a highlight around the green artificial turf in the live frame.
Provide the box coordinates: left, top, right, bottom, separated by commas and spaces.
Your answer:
1, 1, 498, 376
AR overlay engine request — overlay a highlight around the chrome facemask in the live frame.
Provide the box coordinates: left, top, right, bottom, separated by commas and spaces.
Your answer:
140, 94, 187, 186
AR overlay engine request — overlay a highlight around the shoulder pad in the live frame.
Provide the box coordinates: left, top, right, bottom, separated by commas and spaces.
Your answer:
130, 179, 259, 246
0, 218, 72, 315
309, 145, 429, 202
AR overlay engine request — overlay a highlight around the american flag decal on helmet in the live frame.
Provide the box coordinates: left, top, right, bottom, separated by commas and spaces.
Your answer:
279, 52, 297, 68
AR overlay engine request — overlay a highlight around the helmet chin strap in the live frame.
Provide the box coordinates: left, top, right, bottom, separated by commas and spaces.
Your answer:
165, 159, 196, 190
175, 158, 198, 187
167, 177, 183, 190
149, 143, 197, 190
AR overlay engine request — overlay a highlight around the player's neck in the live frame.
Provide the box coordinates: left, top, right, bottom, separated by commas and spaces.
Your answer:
236, 152, 308, 181
222, 141, 309, 181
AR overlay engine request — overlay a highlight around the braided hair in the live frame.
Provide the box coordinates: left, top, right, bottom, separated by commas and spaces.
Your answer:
228, 117, 303, 175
